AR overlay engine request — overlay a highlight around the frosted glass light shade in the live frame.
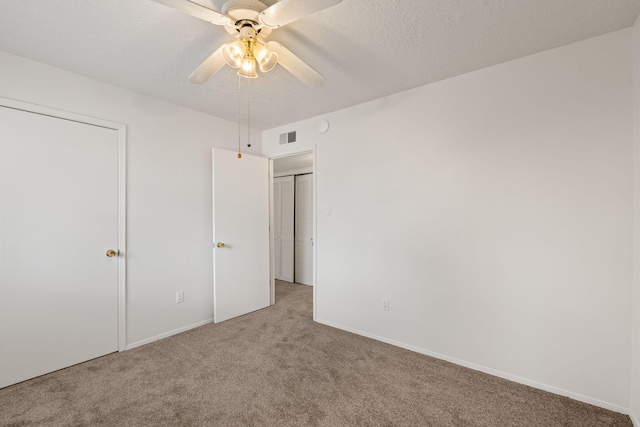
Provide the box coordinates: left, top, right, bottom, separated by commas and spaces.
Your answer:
258, 52, 278, 72
222, 41, 244, 68
237, 57, 258, 78
253, 43, 278, 73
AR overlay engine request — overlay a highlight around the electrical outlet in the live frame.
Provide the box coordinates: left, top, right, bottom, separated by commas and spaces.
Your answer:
382, 298, 389, 311
176, 291, 184, 304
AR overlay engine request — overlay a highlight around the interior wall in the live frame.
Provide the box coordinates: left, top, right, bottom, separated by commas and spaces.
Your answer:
631, 16, 640, 426
0, 50, 262, 348
262, 29, 633, 410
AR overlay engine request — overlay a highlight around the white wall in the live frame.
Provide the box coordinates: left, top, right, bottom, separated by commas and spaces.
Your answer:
263, 30, 633, 410
631, 17, 640, 426
0, 50, 262, 347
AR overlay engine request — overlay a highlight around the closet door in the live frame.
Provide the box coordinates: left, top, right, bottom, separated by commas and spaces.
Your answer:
274, 176, 294, 282
295, 174, 313, 286
0, 105, 119, 388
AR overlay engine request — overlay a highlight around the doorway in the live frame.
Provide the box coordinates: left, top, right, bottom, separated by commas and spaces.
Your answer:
271, 152, 315, 306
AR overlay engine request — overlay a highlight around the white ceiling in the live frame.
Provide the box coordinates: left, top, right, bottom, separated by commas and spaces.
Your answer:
0, 0, 638, 130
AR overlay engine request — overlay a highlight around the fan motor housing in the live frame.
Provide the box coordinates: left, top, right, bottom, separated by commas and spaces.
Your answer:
222, 0, 266, 20
221, 0, 271, 36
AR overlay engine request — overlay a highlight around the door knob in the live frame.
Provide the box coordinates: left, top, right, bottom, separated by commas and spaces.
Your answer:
216, 242, 225, 248
106, 249, 117, 257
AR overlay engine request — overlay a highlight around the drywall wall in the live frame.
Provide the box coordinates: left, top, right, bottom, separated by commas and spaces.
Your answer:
632, 16, 640, 427
263, 30, 633, 410
0, 50, 262, 347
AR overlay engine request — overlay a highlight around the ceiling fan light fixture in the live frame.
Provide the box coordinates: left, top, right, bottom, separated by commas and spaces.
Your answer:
238, 57, 258, 78
154, 0, 340, 86
222, 40, 244, 68
253, 42, 278, 73
258, 52, 278, 72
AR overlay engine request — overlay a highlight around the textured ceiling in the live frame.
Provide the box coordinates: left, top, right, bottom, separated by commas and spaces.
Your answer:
0, 0, 638, 130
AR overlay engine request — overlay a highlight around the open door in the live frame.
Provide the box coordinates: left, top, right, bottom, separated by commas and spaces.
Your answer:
273, 175, 294, 282
295, 174, 314, 285
212, 149, 270, 323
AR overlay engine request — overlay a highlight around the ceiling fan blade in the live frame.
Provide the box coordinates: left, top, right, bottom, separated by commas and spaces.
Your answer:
258, 0, 342, 28
151, 0, 232, 26
189, 45, 227, 84
266, 41, 325, 88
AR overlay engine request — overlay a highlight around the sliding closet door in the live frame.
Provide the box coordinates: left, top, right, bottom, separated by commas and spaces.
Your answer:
274, 176, 294, 282
295, 174, 313, 286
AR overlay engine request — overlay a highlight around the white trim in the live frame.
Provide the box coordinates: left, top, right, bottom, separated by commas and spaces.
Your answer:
211, 150, 216, 316
117, 125, 127, 351
631, 410, 639, 427
125, 318, 214, 350
269, 159, 276, 305
211, 150, 218, 322
311, 147, 317, 321
0, 96, 126, 131
315, 317, 632, 416
0, 96, 128, 352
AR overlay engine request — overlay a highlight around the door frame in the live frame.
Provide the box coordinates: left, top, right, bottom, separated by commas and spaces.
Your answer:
269, 148, 317, 320
0, 96, 128, 351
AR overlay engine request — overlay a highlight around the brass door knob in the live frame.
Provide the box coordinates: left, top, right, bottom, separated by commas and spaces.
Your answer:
216, 242, 225, 248
106, 249, 117, 257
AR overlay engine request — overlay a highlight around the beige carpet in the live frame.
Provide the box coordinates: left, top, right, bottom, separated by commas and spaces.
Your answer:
0, 281, 632, 426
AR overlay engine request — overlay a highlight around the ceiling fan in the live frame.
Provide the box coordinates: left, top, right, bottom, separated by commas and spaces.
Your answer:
152, 0, 342, 87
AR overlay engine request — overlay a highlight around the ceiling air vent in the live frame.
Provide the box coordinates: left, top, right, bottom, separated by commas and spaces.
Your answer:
279, 131, 297, 145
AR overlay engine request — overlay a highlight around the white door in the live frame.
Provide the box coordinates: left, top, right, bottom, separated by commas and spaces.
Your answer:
295, 174, 314, 285
212, 149, 270, 323
0, 106, 119, 389
274, 176, 294, 282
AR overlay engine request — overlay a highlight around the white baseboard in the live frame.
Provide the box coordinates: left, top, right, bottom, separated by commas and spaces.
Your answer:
630, 410, 639, 426
315, 318, 630, 416
125, 318, 214, 350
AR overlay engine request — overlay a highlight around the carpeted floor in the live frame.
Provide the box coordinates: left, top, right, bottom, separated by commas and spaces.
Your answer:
0, 281, 632, 426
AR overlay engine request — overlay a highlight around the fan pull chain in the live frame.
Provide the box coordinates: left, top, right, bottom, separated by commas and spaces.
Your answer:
247, 77, 251, 149
237, 74, 242, 159
236, 76, 253, 158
